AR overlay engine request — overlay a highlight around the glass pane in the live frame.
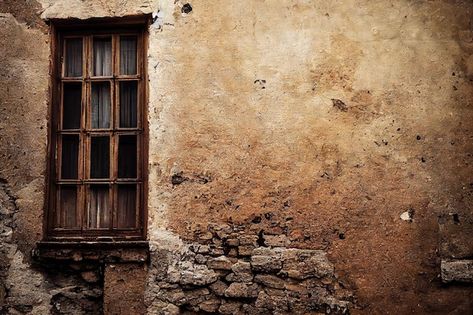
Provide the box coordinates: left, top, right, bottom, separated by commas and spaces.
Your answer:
61, 135, 79, 179
90, 136, 110, 178
65, 38, 83, 77
117, 185, 136, 228
91, 82, 111, 129
120, 36, 137, 75
63, 83, 81, 129
118, 135, 137, 178
119, 81, 137, 128
87, 185, 110, 228
57, 185, 78, 228
93, 37, 112, 76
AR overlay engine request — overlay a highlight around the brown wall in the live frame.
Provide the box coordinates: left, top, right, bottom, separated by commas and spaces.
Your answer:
0, 0, 472, 314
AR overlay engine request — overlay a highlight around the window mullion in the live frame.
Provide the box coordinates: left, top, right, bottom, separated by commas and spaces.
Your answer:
81, 35, 92, 233
111, 34, 119, 230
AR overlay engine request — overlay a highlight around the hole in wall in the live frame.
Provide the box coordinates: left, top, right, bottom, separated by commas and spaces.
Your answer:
182, 3, 192, 14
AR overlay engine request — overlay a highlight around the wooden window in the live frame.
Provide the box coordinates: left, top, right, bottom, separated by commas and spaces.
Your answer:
47, 19, 148, 240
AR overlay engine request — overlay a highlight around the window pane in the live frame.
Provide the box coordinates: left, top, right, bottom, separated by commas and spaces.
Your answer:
93, 37, 112, 76
91, 82, 111, 129
117, 185, 136, 228
61, 135, 79, 179
65, 38, 83, 77
120, 36, 137, 75
57, 185, 78, 228
63, 83, 81, 129
118, 135, 137, 178
119, 81, 137, 128
87, 185, 110, 229
90, 136, 110, 178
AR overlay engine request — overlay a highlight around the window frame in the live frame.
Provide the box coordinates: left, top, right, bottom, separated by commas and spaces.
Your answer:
45, 17, 149, 241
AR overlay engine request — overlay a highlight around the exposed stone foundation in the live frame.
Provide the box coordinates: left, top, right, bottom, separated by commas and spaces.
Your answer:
146, 224, 353, 314
0, 181, 103, 314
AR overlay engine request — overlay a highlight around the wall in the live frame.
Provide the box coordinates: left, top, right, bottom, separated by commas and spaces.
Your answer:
1, 0, 473, 314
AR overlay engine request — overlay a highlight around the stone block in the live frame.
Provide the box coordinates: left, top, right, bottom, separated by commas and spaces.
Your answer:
224, 282, 260, 298
254, 274, 285, 289
156, 281, 180, 290
255, 291, 272, 309
195, 254, 207, 264
252, 247, 281, 256
228, 248, 239, 257
212, 237, 223, 246
239, 235, 258, 246
255, 290, 288, 312
197, 232, 214, 241
263, 234, 290, 247
251, 248, 283, 272
198, 297, 221, 313
441, 259, 473, 283
147, 300, 180, 315
161, 289, 186, 306
219, 301, 242, 314
226, 271, 253, 283
207, 256, 233, 270
209, 280, 228, 296
238, 245, 255, 256
232, 260, 252, 273
281, 249, 333, 279
167, 266, 181, 284
179, 265, 218, 286
227, 260, 253, 282
241, 303, 261, 314
195, 245, 210, 254
209, 246, 224, 256
215, 225, 233, 239
184, 288, 210, 306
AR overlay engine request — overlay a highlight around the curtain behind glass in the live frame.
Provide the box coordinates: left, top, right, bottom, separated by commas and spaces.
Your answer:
93, 38, 112, 76
58, 186, 78, 228
120, 36, 137, 75
65, 38, 83, 77
119, 81, 137, 128
117, 185, 136, 228
91, 83, 111, 129
87, 185, 110, 228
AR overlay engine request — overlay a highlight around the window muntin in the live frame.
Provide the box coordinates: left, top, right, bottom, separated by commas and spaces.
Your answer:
49, 27, 146, 239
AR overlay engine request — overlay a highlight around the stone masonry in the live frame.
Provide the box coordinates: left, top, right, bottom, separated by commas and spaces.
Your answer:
145, 224, 353, 314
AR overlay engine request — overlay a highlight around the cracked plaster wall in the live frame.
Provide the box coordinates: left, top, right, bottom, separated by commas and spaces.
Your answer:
1, 0, 473, 314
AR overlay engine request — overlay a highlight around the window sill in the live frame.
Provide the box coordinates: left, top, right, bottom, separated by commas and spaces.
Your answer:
33, 240, 149, 263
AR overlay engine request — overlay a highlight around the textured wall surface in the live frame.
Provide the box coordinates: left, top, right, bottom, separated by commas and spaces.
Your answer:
1, 0, 473, 314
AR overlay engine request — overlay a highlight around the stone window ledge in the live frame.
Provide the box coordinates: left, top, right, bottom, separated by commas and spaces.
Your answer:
33, 241, 149, 263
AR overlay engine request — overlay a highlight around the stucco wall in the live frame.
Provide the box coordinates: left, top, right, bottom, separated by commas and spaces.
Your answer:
1, 0, 473, 314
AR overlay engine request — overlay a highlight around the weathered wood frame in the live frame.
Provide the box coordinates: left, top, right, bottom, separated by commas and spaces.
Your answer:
45, 17, 149, 241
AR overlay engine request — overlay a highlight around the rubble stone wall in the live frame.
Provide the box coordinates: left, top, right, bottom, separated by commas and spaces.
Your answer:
0, 181, 103, 314
146, 224, 353, 314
